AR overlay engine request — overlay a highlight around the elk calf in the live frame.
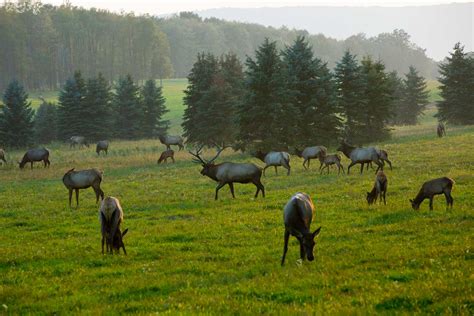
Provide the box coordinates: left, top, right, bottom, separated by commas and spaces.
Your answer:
319, 154, 345, 174
410, 177, 454, 211
367, 171, 388, 205
19, 148, 50, 169
99, 197, 128, 254
62, 168, 104, 207
158, 149, 175, 164
281, 193, 321, 266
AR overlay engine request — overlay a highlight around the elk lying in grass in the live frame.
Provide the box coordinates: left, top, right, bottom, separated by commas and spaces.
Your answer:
99, 197, 128, 254
62, 168, 104, 207
253, 150, 291, 176
158, 149, 175, 164
19, 148, 50, 169
159, 135, 184, 150
0, 148, 6, 165
337, 141, 383, 174
70, 136, 89, 148
96, 140, 109, 155
367, 171, 388, 205
437, 122, 446, 138
281, 192, 321, 266
189, 146, 265, 200
294, 146, 327, 170
319, 154, 344, 174
410, 177, 454, 211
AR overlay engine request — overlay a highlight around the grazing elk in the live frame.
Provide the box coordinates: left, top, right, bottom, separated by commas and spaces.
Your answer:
437, 122, 446, 138
319, 154, 345, 175
281, 192, 321, 266
253, 150, 291, 176
410, 177, 454, 211
0, 148, 6, 165
337, 141, 383, 174
19, 148, 50, 169
159, 135, 184, 151
189, 146, 265, 200
294, 146, 327, 170
157, 149, 175, 164
62, 168, 104, 207
70, 136, 89, 148
99, 197, 128, 255
96, 140, 109, 155
367, 171, 388, 205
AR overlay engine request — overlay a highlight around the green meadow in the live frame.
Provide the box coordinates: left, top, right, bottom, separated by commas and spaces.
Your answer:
1, 80, 473, 314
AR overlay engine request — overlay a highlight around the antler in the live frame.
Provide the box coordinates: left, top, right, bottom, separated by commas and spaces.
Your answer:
207, 143, 227, 164
188, 145, 206, 164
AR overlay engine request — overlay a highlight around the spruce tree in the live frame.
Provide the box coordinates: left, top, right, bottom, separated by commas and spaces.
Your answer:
114, 75, 142, 139
387, 71, 405, 125
82, 73, 112, 141
238, 39, 297, 151
57, 71, 86, 140
398, 66, 429, 125
282, 36, 341, 146
141, 80, 169, 138
436, 43, 474, 125
0, 80, 35, 148
34, 101, 58, 144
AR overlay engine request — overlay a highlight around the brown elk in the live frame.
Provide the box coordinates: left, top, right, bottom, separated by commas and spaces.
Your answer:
410, 177, 454, 211
281, 192, 321, 266
18, 148, 50, 169
319, 153, 345, 175
337, 141, 383, 174
189, 146, 265, 200
437, 122, 446, 138
0, 148, 6, 165
367, 171, 388, 205
157, 149, 175, 164
294, 146, 327, 170
62, 168, 104, 207
96, 140, 109, 155
99, 197, 128, 254
253, 150, 291, 176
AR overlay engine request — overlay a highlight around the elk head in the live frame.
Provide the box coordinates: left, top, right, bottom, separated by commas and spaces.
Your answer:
189, 145, 225, 178
301, 227, 321, 261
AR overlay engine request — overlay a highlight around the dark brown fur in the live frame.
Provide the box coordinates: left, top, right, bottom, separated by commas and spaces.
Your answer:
410, 177, 454, 210
367, 171, 388, 205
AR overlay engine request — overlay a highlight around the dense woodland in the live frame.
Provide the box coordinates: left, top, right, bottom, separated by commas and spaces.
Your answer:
0, 1, 438, 91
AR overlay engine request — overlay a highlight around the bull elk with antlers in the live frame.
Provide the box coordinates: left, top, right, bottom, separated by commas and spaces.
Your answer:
189, 146, 265, 200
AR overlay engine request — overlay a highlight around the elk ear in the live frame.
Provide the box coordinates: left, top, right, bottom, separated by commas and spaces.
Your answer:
312, 226, 321, 238
122, 228, 128, 237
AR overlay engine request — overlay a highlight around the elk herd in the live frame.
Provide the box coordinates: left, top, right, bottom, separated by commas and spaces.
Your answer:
0, 125, 457, 263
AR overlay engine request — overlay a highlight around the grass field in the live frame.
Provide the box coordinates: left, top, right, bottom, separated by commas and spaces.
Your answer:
1, 79, 473, 314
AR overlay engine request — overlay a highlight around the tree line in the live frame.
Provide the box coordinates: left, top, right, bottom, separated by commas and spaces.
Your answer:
0, 1, 438, 92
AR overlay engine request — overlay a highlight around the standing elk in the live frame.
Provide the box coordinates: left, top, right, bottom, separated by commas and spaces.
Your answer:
0, 148, 6, 165
281, 192, 321, 266
367, 171, 388, 205
99, 196, 128, 254
319, 154, 345, 175
157, 149, 175, 164
96, 140, 109, 155
253, 150, 291, 176
437, 122, 446, 138
294, 146, 327, 170
410, 177, 454, 211
337, 141, 383, 174
18, 148, 50, 169
70, 136, 89, 148
364, 149, 392, 171
189, 146, 265, 200
159, 135, 184, 151
62, 168, 104, 207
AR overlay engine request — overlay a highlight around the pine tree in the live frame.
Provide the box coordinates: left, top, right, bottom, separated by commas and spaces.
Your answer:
114, 75, 142, 139
141, 79, 169, 137
57, 71, 86, 140
387, 71, 405, 125
238, 39, 297, 151
0, 80, 35, 148
282, 36, 341, 147
436, 43, 474, 125
82, 73, 112, 141
34, 101, 58, 144
396, 66, 429, 125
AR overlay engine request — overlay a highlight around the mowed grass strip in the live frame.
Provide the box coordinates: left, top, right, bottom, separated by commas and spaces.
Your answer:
0, 127, 473, 314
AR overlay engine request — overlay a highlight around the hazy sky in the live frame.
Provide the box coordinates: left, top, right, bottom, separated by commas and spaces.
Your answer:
25, 0, 474, 15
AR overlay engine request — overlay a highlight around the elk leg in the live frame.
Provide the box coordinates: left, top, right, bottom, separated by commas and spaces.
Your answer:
281, 230, 290, 266
102, 236, 105, 254
262, 166, 269, 177
122, 244, 127, 255
298, 238, 305, 260
214, 182, 226, 200
228, 182, 235, 198
253, 179, 265, 198
307, 159, 310, 169
383, 190, 387, 205
68, 189, 73, 207
286, 165, 290, 176
274, 166, 278, 175
360, 163, 364, 174
302, 160, 308, 170
75, 189, 80, 207
30, 162, 33, 169
386, 159, 392, 170
429, 196, 434, 210
347, 162, 356, 174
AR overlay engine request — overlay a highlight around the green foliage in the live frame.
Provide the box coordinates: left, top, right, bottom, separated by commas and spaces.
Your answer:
34, 101, 58, 144
436, 43, 474, 125
57, 71, 87, 140
114, 75, 143, 139
141, 80, 169, 137
0, 80, 34, 148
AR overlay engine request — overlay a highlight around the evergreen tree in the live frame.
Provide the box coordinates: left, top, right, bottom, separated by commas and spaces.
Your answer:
114, 75, 142, 139
0, 80, 34, 148
436, 43, 474, 125
82, 73, 112, 140
396, 66, 429, 125
238, 39, 297, 151
387, 71, 406, 125
282, 36, 341, 146
335, 51, 367, 144
141, 79, 169, 137
57, 71, 86, 140
34, 101, 58, 144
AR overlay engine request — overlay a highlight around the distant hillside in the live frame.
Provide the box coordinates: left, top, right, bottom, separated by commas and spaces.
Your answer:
198, 2, 473, 62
